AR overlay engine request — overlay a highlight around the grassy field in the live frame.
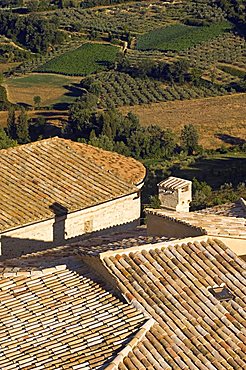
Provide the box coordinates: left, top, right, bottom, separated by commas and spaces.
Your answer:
120, 93, 246, 149
37, 43, 119, 76
136, 22, 232, 51
4, 73, 82, 108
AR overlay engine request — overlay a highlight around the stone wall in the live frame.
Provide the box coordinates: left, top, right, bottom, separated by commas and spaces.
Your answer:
0, 193, 140, 259
147, 213, 204, 238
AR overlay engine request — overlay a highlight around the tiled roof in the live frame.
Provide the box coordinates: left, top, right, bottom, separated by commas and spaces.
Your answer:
198, 198, 246, 218
0, 262, 148, 370
0, 138, 139, 233
102, 238, 246, 369
146, 208, 246, 239
0, 227, 170, 269
65, 139, 146, 186
1, 234, 246, 368
158, 176, 191, 190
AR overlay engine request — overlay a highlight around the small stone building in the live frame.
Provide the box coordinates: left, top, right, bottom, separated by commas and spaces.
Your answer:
0, 137, 146, 259
158, 176, 192, 212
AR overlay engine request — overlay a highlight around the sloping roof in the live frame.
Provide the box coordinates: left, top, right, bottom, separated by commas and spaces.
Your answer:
102, 238, 246, 369
158, 176, 191, 190
0, 263, 148, 370
0, 138, 140, 233
66, 139, 146, 186
146, 208, 246, 239
1, 235, 246, 369
198, 198, 246, 218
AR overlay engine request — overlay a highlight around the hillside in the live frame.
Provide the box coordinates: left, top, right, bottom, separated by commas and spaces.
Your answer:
120, 93, 246, 149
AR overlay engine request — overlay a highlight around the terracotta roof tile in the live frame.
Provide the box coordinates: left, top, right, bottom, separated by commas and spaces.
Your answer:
0, 263, 147, 370
198, 199, 246, 218
0, 138, 141, 232
146, 208, 246, 239
102, 238, 246, 369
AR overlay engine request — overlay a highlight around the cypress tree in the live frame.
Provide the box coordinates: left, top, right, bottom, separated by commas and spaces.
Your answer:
16, 107, 30, 144
7, 106, 17, 140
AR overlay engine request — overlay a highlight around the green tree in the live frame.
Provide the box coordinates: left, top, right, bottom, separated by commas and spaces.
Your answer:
88, 134, 114, 151
180, 124, 199, 155
7, 106, 17, 140
33, 95, 41, 109
16, 108, 30, 144
0, 127, 17, 149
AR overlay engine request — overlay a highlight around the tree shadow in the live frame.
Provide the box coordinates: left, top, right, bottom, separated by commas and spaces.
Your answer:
17, 102, 32, 109
170, 156, 246, 189
51, 102, 70, 110
63, 84, 84, 98
215, 134, 246, 146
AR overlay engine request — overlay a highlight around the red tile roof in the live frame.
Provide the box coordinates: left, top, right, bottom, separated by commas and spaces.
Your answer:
0, 138, 141, 232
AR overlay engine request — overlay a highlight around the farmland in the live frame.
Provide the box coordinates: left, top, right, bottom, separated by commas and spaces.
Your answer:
119, 93, 246, 149
81, 71, 229, 108
37, 43, 119, 76
4, 74, 82, 107
0, 0, 245, 157
136, 21, 231, 51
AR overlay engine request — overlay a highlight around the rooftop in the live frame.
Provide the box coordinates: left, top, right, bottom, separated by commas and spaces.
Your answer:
198, 198, 246, 218
102, 237, 246, 369
0, 262, 148, 370
147, 208, 246, 239
0, 137, 144, 233
0, 235, 245, 369
158, 176, 191, 190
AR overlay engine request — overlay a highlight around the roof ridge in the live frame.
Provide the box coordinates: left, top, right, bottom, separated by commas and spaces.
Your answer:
104, 317, 155, 370
0, 264, 67, 278
0, 136, 61, 154
100, 235, 210, 259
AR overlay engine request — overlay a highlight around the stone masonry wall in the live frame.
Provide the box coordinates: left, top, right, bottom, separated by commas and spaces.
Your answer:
0, 193, 141, 259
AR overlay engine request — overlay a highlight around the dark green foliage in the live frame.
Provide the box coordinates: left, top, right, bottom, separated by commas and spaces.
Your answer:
0, 85, 10, 110
0, 11, 64, 52
212, 0, 245, 26
37, 43, 118, 75
180, 124, 199, 155
0, 127, 17, 149
33, 96, 41, 109
67, 97, 178, 161
191, 178, 246, 210
16, 108, 30, 144
7, 107, 17, 140
0, 44, 31, 63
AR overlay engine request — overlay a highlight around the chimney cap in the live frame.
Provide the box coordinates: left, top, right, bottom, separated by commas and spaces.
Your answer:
158, 177, 191, 190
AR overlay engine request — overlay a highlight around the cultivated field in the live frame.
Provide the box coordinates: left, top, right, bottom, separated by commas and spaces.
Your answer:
136, 22, 231, 51
120, 93, 246, 149
4, 73, 82, 107
37, 43, 119, 76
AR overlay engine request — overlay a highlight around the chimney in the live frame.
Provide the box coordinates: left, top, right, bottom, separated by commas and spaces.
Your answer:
158, 177, 192, 212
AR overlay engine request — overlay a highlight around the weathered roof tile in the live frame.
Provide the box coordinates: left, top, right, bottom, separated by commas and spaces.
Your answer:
0, 138, 143, 232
